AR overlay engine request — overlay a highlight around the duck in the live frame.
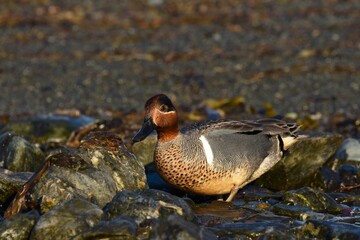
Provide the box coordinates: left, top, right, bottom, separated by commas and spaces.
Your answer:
132, 94, 300, 202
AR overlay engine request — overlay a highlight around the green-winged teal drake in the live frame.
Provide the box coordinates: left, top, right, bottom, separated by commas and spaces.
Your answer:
132, 94, 300, 202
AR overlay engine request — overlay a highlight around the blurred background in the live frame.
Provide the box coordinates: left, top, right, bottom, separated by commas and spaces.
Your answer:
0, 0, 359, 127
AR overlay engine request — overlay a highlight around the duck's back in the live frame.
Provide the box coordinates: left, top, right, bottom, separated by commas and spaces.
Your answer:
180, 121, 278, 172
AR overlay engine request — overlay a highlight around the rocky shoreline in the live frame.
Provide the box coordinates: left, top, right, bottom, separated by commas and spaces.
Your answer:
0, 113, 359, 239
1, 0, 360, 238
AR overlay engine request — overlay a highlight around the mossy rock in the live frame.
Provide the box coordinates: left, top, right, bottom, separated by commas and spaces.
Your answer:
255, 132, 343, 190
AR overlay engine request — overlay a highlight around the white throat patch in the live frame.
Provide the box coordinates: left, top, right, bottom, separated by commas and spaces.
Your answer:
199, 135, 214, 165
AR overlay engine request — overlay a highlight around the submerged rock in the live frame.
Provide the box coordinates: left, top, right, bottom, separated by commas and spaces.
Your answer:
0, 132, 45, 172
0, 210, 40, 240
104, 189, 195, 223
30, 198, 103, 240
255, 132, 343, 190
0, 114, 96, 145
5, 132, 147, 216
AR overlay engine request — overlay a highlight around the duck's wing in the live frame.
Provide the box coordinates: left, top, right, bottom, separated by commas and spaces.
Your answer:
254, 118, 300, 137
190, 118, 299, 137
186, 119, 263, 134
187, 119, 299, 171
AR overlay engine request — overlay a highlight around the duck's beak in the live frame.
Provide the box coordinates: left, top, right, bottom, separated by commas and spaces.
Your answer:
132, 117, 155, 143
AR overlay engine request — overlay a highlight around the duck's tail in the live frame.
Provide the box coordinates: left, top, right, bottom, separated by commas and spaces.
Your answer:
282, 124, 308, 150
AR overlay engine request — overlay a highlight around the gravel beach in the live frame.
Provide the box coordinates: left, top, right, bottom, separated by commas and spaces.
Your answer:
0, 0, 359, 117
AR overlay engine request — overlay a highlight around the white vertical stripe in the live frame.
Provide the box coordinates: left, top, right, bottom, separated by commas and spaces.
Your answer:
199, 135, 214, 165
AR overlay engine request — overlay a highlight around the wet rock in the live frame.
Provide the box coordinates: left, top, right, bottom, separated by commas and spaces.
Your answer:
272, 203, 331, 221
0, 132, 45, 172
255, 132, 343, 190
0, 114, 96, 145
132, 133, 157, 166
38, 132, 147, 213
336, 138, 360, 162
72, 216, 138, 240
0, 210, 40, 240
338, 164, 359, 186
298, 211, 331, 222
241, 201, 272, 211
283, 187, 343, 214
104, 189, 195, 223
299, 220, 360, 239
240, 212, 298, 226
194, 200, 260, 225
5, 132, 147, 216
197, 201, 300, 239
272, 203, 312, 219
147, 215, 217, 240
242, 187, 283, 202
0, 169, 32, 209
329, 192, 360, 206
30, 198, 103, 240
312, 166, 341, 191
213, 221, 293, 239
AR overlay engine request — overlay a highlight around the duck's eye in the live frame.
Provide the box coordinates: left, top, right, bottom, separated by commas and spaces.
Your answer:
159, 104, 169, 112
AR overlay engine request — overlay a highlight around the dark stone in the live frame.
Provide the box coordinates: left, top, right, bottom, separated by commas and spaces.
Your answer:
0, 169, 32, 210
329, 192, 360, 206
311, 166, 341, 191
272, 203, 312, 219
283, 187, 343, 214
0, 132, 45, 172
103, 189, 195, 223
30, 198, 103, 240
194, 200, 261, 225
338, 164, 359, 186
214, 221, 292, 239
0, 210, 40, 240
208, 208, 301, 239
147, 215, 217, 240
35, 133, 147, 213
255, 132, 343, 190
300, 220, 360, 239
5, 132, 147, 216
72, 216, 138, 240
243, 188, 283, 202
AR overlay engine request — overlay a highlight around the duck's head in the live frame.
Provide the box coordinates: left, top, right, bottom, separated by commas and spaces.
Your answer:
132, 94, 179, 143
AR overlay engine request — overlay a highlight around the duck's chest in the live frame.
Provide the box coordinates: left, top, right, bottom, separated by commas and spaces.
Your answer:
154, 142, 235, 194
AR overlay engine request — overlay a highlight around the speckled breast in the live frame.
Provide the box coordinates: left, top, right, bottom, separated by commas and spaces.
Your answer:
154, 143, 237, 195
